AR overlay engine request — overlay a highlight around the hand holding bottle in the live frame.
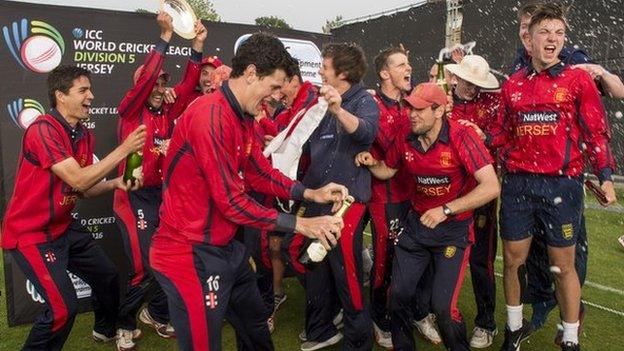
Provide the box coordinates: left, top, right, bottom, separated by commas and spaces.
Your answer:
295, 215, 343, 251
122, 125, 147, 155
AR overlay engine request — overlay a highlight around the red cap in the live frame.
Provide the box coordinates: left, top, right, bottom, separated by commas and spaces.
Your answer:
133, 65, 169, 85
201, 56, 223, 69
404, 82, 447, 109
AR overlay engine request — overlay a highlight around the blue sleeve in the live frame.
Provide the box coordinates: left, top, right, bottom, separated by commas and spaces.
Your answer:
511, 46, 527, 74
561, 46, 594, 65
349, 95, 379, 145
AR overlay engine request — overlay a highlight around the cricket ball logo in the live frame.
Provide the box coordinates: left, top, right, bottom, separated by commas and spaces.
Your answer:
2, 19, 65, 73
7, 97, 45, 129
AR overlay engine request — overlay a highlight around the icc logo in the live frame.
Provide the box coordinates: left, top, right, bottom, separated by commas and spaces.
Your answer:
7, 97, 45, 129
2, 19, 65, 73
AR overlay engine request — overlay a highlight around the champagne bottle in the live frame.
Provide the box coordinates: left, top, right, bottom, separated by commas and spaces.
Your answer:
123, 151, 143, 183
436, 60, 449, 94
298, 195, 355, 267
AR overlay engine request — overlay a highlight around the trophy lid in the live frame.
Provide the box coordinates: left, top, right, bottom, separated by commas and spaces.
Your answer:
159, 0, 198, 40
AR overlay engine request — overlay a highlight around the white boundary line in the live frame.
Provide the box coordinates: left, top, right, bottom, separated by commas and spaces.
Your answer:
493, 256, 624, 297
362, 231, 624, 317
581, 300, 624, 318
364, 232, 624, 297
491, 272, 624, 318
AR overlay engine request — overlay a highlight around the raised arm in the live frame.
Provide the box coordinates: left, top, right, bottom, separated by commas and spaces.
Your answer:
118, 12, 173, 120
167, 20, 206, 120
321, 85, 379, 144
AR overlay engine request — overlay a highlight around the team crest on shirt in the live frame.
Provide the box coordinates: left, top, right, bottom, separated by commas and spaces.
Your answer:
444, 246, 456, 258
554, 87, 569, 103
477, 107, 486, 119
440, 152, 452, 167
562, 223, 574, 240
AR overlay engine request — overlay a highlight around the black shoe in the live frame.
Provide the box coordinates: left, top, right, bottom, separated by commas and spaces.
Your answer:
561, 341, 580, 351
500, 319, 531, 351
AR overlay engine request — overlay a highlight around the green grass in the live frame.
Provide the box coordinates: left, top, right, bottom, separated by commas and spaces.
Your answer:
2, 197, 624, 350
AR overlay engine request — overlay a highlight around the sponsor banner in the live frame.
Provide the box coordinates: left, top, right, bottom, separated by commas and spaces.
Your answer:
234, 34, 323, 85
0, 2, 328, 326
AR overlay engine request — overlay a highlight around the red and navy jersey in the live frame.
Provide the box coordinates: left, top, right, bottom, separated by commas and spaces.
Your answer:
369, 92, 413, 204
117, 39, 201, 188
448, 91, 500, 134
448, 91, 500, 158
1, 110, 94, 249
385, 119, 493, 221
153, 82, 306, 247
488, 63, 616, 181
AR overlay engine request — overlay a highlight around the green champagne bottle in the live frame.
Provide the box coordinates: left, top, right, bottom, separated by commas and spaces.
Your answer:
436, 60, 449, 94
123, 151, 143, 183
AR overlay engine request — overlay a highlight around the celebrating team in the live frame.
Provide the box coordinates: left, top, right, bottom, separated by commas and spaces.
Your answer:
1, 2, 621, 351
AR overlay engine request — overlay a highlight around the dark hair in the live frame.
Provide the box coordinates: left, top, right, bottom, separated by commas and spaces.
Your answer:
528, 2, 568, 31
288, 57, 302, 80
322, 43, 367, 84
47, 65, 91, 108
231, 33, 293, 78
517, 1, 543, 20
374, 47, 407, 80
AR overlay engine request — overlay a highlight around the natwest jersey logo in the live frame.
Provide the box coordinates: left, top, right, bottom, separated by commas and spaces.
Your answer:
2, 19, 65, 73
520, 111, 559, 124
416, 176, 451, 185
6, 97, 45, 129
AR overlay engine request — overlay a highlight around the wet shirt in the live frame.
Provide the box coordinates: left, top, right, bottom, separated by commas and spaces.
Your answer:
385, 119, 493, 221
117, 39, 201, 188
488, 63, 615, 181
302, 83, 379, 203
1, 110, 94, 249
369, 91, 413, 203
154, 82, 306, 246
448, 91, 500, 158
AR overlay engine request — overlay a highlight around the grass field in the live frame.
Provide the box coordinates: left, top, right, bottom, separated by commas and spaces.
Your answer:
2, 191, 623, 350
